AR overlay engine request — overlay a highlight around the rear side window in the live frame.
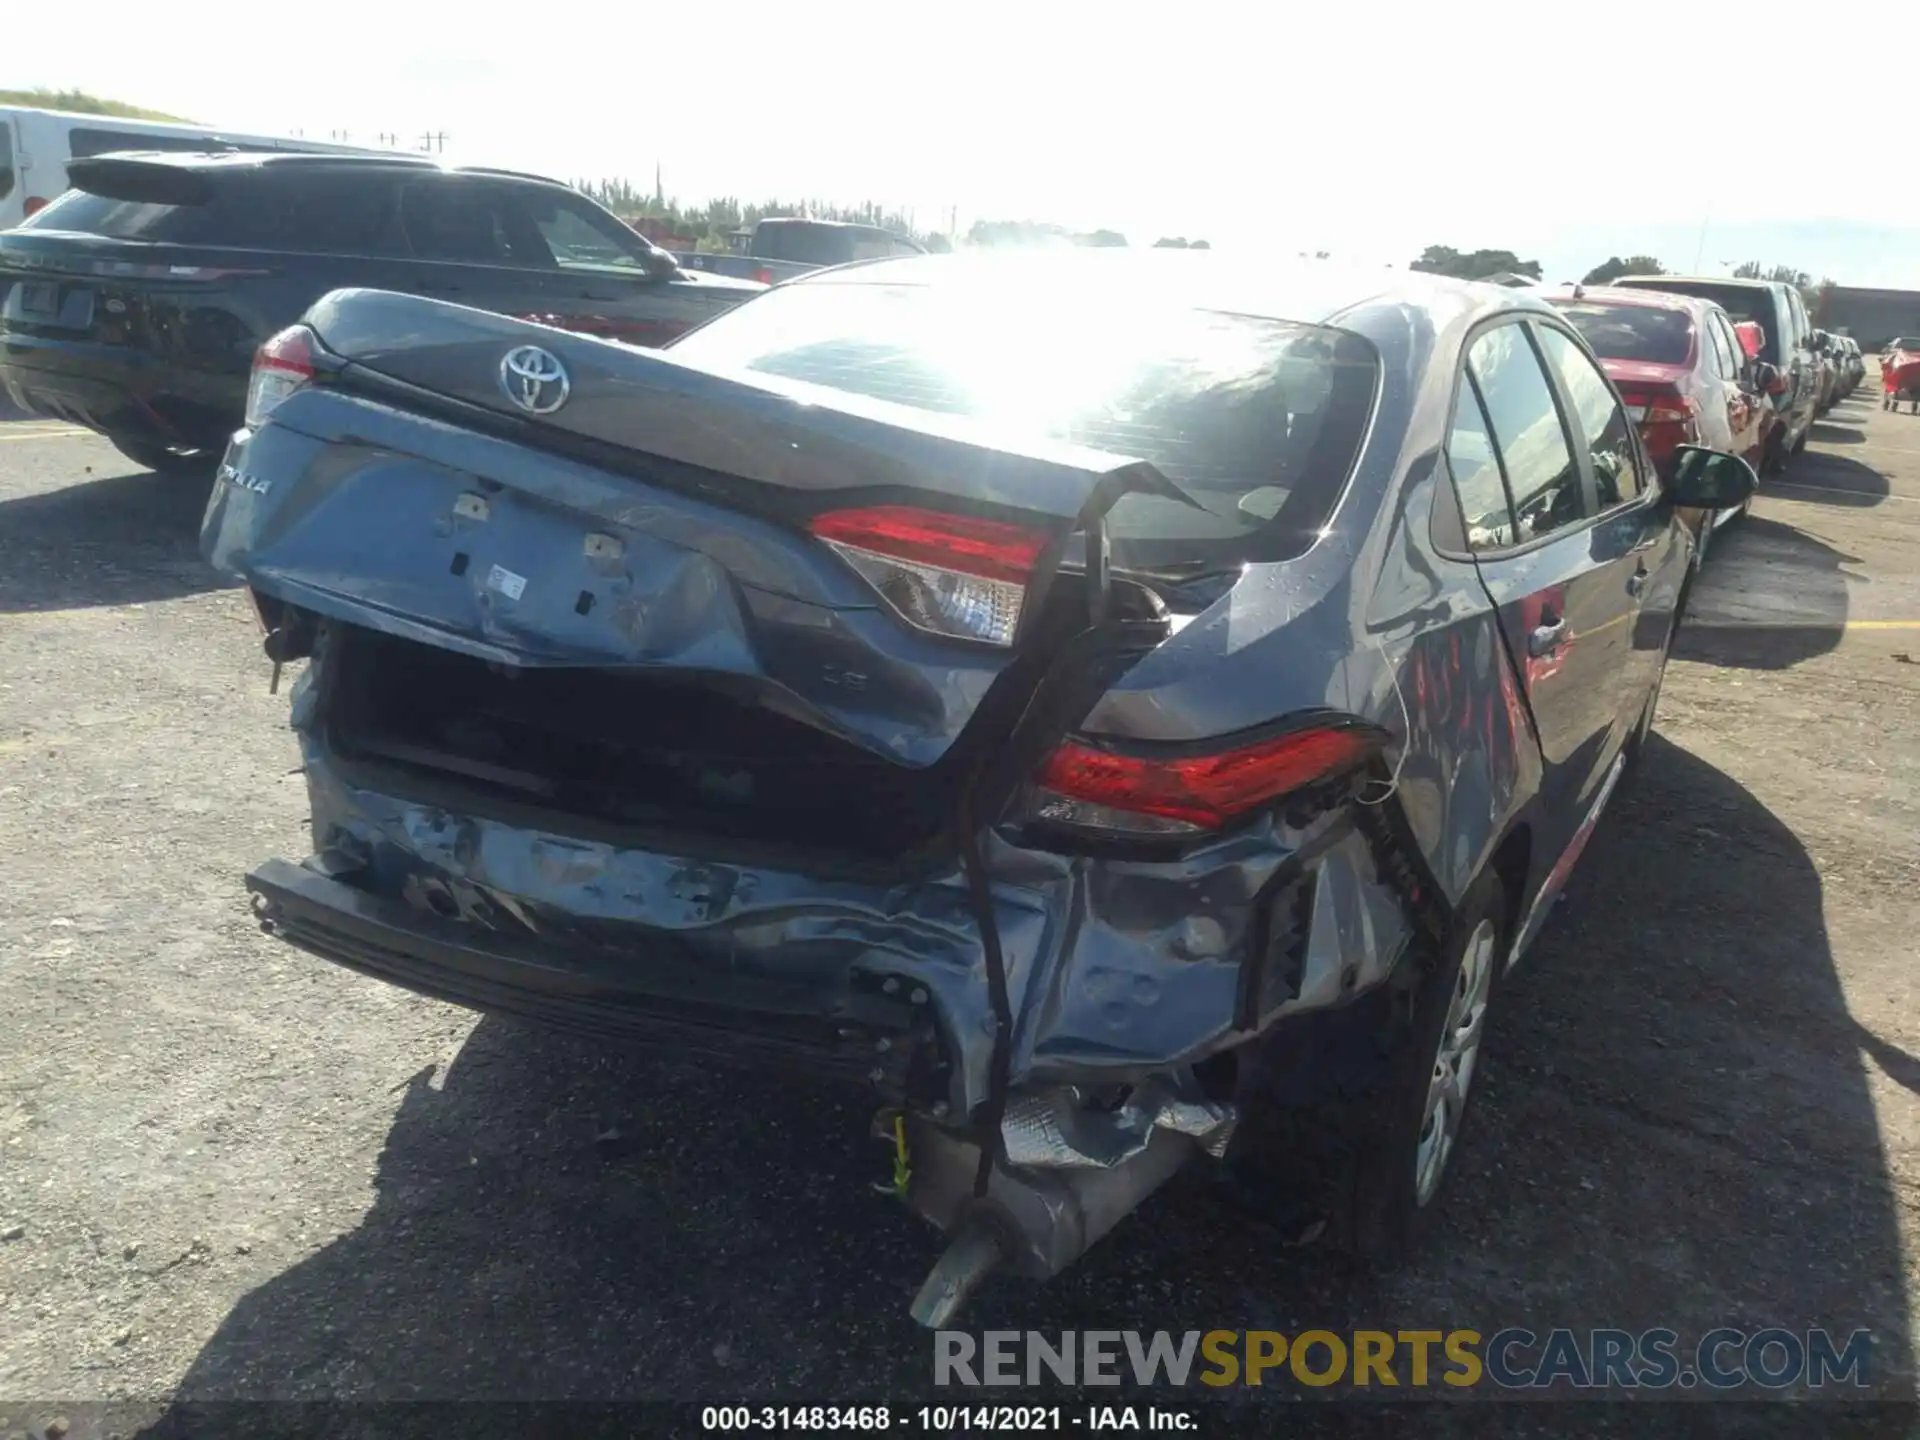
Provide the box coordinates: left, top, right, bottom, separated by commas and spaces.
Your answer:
1707, 315, 1742, 379
668, 279, 1381, 568
398, 179, 527, 266
1553, 301, 1693, 365
1446, 373, 1518, 551
1466, 323, 1586, 542
1535, 326, 1644, 508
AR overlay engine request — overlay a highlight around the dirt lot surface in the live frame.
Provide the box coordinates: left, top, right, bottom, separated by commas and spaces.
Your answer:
1, 381, 1917, 1438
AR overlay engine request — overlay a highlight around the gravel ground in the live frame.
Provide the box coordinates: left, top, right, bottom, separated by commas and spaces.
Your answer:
1, 385, 1916, 1438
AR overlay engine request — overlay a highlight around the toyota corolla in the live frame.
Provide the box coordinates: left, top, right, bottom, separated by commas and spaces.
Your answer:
200, 252, 1756, 1322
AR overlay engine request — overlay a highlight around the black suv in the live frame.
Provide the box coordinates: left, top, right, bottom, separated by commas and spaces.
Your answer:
0, 152, 764, 474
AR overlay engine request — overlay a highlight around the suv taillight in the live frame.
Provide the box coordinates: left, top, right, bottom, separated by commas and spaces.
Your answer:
245, 325, 319, 429
1027, 726, 1383, 837
807, 505, 1050, 648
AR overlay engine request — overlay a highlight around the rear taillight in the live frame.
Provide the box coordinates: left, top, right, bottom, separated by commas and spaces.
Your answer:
1645, 394, 1698, 425
22, 196, 49, 217
245, 325, 318, 429
753, 268, 775, 285
1028, 725, 1382, 837
808, 506, 1050, 647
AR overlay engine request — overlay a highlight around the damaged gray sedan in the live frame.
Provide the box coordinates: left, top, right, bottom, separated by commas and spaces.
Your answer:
201, 252, 1757, 1323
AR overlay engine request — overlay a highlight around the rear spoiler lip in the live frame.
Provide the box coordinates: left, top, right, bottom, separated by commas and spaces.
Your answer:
64, 156, 215, 207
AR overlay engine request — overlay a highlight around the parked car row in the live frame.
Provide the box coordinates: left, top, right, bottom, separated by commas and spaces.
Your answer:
194, 248, 1760, 1324
0, 151, 767, 472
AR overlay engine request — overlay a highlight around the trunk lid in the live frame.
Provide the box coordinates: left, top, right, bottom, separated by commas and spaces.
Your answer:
302, 288, 1188, 526
208, 290, 1184, 806
1596, 357, 1689, 388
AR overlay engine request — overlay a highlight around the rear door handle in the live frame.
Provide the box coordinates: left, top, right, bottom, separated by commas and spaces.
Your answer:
1528, 617, 1567, 657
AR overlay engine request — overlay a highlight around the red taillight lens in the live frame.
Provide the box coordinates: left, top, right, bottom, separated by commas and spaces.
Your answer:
753, 268, 775, 285
245, 325, 318, 429
1645, 394, 1697, 425
1029, 726, 1381, 836
808, 505, 1050, 647
22, 196, 49, 217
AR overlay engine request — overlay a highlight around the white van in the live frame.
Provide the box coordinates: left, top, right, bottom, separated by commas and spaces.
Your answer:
0, 106, 388, 230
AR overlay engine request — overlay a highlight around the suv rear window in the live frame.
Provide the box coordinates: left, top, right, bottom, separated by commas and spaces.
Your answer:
1552, 301, 1694, 365
23, 168, 411, 253
667, 279, 1381, 569
1620, 280, 1779, 363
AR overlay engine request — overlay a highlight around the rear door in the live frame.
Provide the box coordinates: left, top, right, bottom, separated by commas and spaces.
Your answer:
1443, 318, 1652, 830
395, 177, 717, 345
1706, 309, 1766, 465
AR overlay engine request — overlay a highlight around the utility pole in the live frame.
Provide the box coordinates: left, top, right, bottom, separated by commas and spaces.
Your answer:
419, 131, 448, 154
378, 132, 399, 148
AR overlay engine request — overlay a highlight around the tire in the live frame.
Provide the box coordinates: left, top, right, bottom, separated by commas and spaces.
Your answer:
1342, 869, 1511, 1267
1761, 428, 1788, 476
109, 437, 217, 478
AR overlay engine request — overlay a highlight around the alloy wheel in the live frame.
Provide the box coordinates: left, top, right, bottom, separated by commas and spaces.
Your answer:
1413, 918, 1498, 1207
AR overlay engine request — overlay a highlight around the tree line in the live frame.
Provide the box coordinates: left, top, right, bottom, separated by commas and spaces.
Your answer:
1409, 244, 1834, 309
575, 180, 1214, 253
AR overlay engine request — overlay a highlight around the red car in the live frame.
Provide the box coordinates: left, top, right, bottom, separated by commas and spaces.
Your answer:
1543, 284, 1776, 561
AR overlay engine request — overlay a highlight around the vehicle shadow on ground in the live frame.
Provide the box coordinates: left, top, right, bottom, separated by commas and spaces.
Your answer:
1810, 421, 1867, 446
1778, 451, 1891, 508
0, 467, 234, 613
140, 736, 1911, 1430
1675, 516, 1859, 670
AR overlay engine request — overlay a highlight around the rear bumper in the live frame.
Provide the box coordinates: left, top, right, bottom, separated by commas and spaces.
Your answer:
0, 338, 240, 448
246, 855, 928, 1087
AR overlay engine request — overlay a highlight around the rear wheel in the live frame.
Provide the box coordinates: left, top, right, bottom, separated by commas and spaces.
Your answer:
109, 438, 217, 478
1761, 428, 1789, 476
1345, 871, 1510, 1265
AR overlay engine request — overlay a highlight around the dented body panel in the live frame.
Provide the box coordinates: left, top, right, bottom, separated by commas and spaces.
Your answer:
207, 254, 1694, 1318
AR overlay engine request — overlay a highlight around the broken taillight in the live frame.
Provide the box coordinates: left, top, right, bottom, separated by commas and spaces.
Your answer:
807, 505, 1050, 647
1028, 725, 1382, 837
244, 325, 319, 430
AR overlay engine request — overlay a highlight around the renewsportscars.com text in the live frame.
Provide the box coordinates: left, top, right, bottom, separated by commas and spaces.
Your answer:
933, 1328, 1873, 1391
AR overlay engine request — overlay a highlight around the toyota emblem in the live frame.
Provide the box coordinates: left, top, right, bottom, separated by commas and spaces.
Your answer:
499, 345, 571, 415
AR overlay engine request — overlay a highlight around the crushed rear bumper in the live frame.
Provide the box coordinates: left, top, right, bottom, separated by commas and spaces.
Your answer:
246, 854, 929, 1089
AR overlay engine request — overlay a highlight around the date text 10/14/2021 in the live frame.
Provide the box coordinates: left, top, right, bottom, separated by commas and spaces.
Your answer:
701, 1406, 1196, 1431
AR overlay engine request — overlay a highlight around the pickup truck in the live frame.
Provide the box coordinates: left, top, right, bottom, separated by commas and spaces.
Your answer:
675, 216, 926, 284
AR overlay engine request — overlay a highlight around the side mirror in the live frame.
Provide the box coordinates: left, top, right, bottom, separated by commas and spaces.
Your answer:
643, 246, 682, 279
1669, 446, 1759, 510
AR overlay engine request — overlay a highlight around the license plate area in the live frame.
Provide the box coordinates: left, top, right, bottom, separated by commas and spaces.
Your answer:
4, 280, 94, 329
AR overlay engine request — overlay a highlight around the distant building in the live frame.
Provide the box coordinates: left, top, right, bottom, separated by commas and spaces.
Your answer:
1816, 286, 1920, 347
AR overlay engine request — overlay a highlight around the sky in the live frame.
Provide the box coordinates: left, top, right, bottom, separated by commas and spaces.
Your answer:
14, 0, 1920, 286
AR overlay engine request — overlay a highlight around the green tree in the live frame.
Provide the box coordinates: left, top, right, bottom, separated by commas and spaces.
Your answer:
1153, 237, 1190, 248
1409, 245, 1542, 281
0, 87, 188, 121
1581, 255, 1664, 285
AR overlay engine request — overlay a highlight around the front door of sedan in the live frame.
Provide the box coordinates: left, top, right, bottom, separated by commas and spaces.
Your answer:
1442, 319, 1661, 839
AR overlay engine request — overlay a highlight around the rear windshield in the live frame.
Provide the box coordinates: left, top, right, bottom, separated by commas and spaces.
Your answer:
1621, 281, 1778, 362
666, 279, 1381, 569
753, 224, 903, 266
1552, 301, 1694, 365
